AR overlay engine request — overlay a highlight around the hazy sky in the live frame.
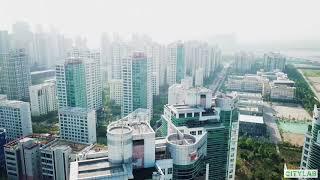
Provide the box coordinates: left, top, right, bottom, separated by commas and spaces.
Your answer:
1, 0, 319, 48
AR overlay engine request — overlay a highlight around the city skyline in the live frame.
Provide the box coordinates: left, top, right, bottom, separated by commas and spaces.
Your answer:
1, 0, 320, 48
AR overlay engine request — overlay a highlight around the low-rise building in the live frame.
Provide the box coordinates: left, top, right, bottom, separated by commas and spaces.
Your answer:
270, 79, 295, 101
239, 114, 266, 137
226, 75, 269, 94
40, 139, 101, 180
3, 134, 55, 180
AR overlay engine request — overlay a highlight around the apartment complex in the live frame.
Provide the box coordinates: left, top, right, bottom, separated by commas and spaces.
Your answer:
233, 51, 255, 73
29, 81, 57, 116
0, 99, 32, 141
263, 52, 286, 72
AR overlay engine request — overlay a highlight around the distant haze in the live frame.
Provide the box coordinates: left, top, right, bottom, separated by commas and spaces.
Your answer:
1, 0, 320, 48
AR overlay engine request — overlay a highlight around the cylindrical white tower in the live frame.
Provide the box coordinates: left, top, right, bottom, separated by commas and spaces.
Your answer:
107, 125, 133, 164
166, 133, 198, 165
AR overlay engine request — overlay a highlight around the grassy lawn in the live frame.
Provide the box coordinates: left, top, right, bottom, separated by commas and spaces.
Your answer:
302, 69, 320, 77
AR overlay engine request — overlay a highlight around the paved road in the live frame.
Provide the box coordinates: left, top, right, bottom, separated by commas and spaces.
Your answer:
263, 102, 282, 144
209, 64, 230, 94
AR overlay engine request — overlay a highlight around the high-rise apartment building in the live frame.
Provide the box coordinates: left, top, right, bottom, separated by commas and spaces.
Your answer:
121, 52, 152, 117
300, 105, 320, 170
145, 43, 166, 95
263, 52, 286, 72
195, 68, 204, 87
234, 51, 255, 73
111, 41, 131, 80
56, 57, 102, 110
109, 79, 123, 106
167, 42, 185, 86
1, 49, 31, 101
0, 100, 32, 141
0, 128, 6, 169
58, 107, 97, 144
184, 41, 221, 81
0, 31, 10, 94
29, 81, 57, 116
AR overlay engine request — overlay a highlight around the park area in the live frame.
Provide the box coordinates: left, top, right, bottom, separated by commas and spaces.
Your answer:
301, 69, 320, 95
272, 103, 311, 146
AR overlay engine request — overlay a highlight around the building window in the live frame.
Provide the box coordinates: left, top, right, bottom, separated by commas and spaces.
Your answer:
161, 169, 165, 174
190, 131, 196, 135
198, 130, 202, 135
168, 168, 173, 174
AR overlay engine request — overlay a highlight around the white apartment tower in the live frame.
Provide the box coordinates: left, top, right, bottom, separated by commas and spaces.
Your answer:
111, 41, 131, 80
0, 100, 32, 141
109, 79, 123, 105
29, 81, 57, 116
167, 42, 185, 86
58, 107, 97, 144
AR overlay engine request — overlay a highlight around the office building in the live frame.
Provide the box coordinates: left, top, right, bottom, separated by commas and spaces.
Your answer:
40, 139, 102, 180
159, 87, 239, 179
58, 107, 97, 144
237, 92, 264, 116
263, 52, 286, 71
0, 128, 6, 168
29, 81, 57, 116
4, 134, 55, 180
301, 105, 320, 170
56, 57, 102, 110
167, 42, 185, 86
0, 100, 32, 141
239, 114, 266, 137
121, 52, 152, 117
109, 79, 123, 105
69, 109, 162, 180
226, 75, 269, 94
1, 49, 31, 101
